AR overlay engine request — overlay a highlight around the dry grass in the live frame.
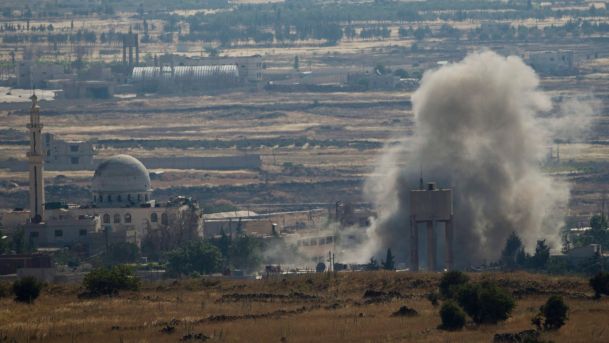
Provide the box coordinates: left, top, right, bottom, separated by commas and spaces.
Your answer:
0, 272, 607, 342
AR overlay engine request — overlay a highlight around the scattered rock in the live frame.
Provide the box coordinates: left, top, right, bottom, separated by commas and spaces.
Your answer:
180, 332, 210, 341
362, 290, 402, 304
391, 306, 418, 317
160, 325, 175, 334
493, 330, 540, 343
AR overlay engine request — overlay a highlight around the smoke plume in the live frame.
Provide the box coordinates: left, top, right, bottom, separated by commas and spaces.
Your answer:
350, 51, 588, 268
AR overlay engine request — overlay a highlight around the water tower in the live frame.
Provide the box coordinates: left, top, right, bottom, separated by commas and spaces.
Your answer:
409, 182, 454, 271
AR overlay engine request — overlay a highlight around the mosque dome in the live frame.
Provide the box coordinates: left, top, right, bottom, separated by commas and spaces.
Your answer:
91, 154, 152, 207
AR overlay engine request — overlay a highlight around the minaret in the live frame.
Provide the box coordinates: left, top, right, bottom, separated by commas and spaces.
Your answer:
27, 92, 44, 223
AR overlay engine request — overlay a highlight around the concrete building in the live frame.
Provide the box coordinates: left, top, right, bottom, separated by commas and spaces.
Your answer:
16, 61, 71, 89
43, 133, 95, 171
410, 182, 454, 271
527, 51, 576, 75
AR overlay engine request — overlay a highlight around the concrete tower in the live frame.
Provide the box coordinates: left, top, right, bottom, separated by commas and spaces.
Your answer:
27, 93, 45, 223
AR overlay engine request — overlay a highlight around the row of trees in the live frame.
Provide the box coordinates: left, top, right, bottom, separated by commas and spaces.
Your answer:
437, 271, 569, 332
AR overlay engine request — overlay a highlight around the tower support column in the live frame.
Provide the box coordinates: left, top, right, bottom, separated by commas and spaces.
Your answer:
427, 220, 436, 271
410, 215, 419, 272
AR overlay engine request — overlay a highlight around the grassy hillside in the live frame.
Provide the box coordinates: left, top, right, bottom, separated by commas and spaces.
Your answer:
0, 272, 607, 342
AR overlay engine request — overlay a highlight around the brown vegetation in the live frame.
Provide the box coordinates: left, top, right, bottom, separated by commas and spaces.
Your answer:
0, 272, 607, 342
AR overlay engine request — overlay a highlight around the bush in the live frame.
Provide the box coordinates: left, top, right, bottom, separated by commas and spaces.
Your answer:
589, 272, 609, 298
537, 296, 569, 331
0, 282, 12, 298
439, 271, 469, 299
83, 265, 140, 296
439, 301, 466, 331
13, 277, 42, 303
427, 292, 439, 306
457, 281, 515, 324
166, 240, 223, 276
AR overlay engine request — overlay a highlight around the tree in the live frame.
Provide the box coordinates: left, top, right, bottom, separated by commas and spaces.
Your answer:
536, 296, 569, 331
457, 281, 515, 324
439, 271, 469, 299
293, 55, 299, 70
590, 272, 609, 298
439, 301, 466, 331
166, 240, 223, 276
501, 231, 524, 269
83, 265, 140, 296
13, 277, 42, 303
529, 240, 550, 270
229, 235, 262, 272
366, 257, 379, 271
104, 242, 139, 265
382, 248, 395, 270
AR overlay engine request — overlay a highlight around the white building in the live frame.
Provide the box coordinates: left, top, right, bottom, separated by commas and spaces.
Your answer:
7, 95, 204, 250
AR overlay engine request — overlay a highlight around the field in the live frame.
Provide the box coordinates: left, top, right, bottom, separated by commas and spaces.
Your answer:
1, 272, 608, 342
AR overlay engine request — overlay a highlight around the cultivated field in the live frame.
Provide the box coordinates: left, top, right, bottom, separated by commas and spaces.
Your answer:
0, 272, 607, 342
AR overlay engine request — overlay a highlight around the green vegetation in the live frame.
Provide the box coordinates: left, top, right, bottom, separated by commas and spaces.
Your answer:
456, 281, 515, 324
382, 248, 395, 270
533, 296, 569, 331
500, 232, 551, 271
104, 242, 140, 265
439, 271, 469, 299
166, 240, 223, 276
589, 272, 609, 299
439, 301, 466, 331
12, 277, 42, 304
83, 265, 140, 296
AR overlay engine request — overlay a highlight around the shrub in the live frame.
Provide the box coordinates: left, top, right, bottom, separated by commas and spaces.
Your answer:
166, 241, 223, 276
427, 292, 439, 306
457, 281, 515, 324
439, 301, 466, 331
0, 282, 12, 298
536, 296, 569, 331
439, 271, 469, 299
83, 265, 140, 296
13, 277, 42, 303
589, 272, 609, 299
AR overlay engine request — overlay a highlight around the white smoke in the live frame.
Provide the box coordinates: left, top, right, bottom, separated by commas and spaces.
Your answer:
343, 51, 594, 268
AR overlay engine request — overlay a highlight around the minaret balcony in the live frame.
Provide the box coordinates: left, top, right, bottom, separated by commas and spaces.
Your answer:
26, 123, 43, 129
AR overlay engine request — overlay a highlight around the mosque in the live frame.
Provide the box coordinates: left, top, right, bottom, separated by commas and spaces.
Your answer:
10, 94, 203, 250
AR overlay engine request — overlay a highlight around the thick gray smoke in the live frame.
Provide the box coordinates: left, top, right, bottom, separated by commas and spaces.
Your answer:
349, 51, 586, 268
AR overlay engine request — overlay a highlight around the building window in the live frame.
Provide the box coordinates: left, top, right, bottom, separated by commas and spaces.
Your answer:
124, 213, 132, 223
70, 145, 79, 152
117, 195, 122, 202
138, 194, 141, 201
145, 194, 149, 201
161, 213, 168, 225
54, 230, 63, 237
79, 229, 87, 236
128, 194, 132, 202
107, 195, 112, 202
151, 213, 158, 223
29, 231, 39, 238
114, 214, 121, 223
71, 157, 79, 164
99, 194, 103, 203
103, 214, 110, 223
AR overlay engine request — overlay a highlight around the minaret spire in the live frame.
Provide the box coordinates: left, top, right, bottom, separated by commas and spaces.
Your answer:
27, 92, 44, 223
